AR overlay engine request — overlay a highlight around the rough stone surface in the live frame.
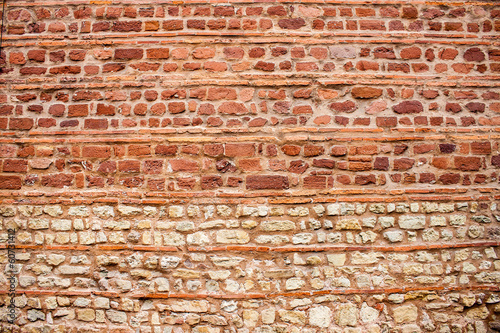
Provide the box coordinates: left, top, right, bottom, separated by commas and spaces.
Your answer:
0, 2, 498, 332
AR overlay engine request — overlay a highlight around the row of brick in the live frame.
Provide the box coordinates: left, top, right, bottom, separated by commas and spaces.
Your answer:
5, 45, 500, 63
1, 141, 497, 157
5, 115, 500, 131
9, 5, 500, 20
5, 61, 499, 76
1, 170, 498, 190
6, 5, 500, 34
5, 86, 499, 103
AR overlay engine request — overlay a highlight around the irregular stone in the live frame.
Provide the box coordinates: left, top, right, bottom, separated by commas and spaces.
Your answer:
398, 216, 426, 229
309, 306, 332, 327
393, 304, 418, 323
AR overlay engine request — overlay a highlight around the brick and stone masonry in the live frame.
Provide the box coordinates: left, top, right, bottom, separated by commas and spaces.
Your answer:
0, 0, 500, 332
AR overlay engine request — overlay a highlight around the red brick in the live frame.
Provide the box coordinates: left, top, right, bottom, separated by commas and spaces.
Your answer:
0, 176, 22, 189
118, 160, 141, 173
351, 87, 383, 99
41, 174, 74, 188
246, 175, 289, 190
170, 159, 199, 172
454, 156, 481, 171
9, 118, 34, 130
3, 159, 28, 173
82, 146, 112, 158
225, 143, 255, 157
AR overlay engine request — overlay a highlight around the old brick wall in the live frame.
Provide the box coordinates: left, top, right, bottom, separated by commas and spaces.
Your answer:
0, 0, 500, 332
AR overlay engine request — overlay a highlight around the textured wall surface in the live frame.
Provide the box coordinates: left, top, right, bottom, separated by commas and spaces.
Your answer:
0, 0, 500, 332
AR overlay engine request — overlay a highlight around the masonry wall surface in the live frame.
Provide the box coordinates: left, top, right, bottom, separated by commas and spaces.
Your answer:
0, 0, 500, 332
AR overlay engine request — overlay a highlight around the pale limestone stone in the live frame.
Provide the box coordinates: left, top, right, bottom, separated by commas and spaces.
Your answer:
278, 310, 306, 324
210, 256, 244, 268
467, 305, 490, 319
76, 309, 95, 322
176, 221, 195, 231
309, 306, 331, 327
360, 303, 379, 323
57, 265, 89, 275
73, 219, 84, 230
313, 205, 325, 216
455, 249, 470, 262
393, 304, 418, 323
335, 303, 359, 327
261, 220, 295, 231
292, 233, 313, 244
208, 270, 231, 280
439, 203, 454, 213
241, 220, 257, 229
163, 232, 185, 246
396, 203, 410, 213
199, 220, 224, 229
261, 308, 275, 324
169, 300, 208, 313
288, 207, 309, 217
44, 205, 63, 217
363, 217, 376, 228
154, 277, 169, 291
106, 309, 127, 323
269, 207, 285, 216
401, 324, 421, 333
255, 235, 289, 244
422, 202, 438, 213
160, 256, 180, 269
216, 205, 232, 217
384, 231, 403, 243
326, 204, 340, 215
422, 228, 440, 242
468, 225, 484, 238
68, 206, 90, 217
28, 219, 49, 230
79, 231, 95, 245
92, 206, 114, 218
285, 277, 305, 290
398, 216, 425, 229
369, 204, 385, 214
117, 205, 142, 216
216, 230, 250, 244
449, 214, 466, 226
351, 252, 383, 265
104, 220, 131, 230
243, 309, 259, 327
358, 231, 377, 243
356, 203, 367, 215
96, 255, 119, 266
336, 218, 361, 230
168, 206, 184, 218
47, 254, 65, 266
327, 253, 346, 266
94, 297, 110, 309
51, 219, 71, 231
430, 216, 447, 226
379, 217, 394, 229
187, 232, 209, 245
187, 205, 200, 217
475, 272, 500, 283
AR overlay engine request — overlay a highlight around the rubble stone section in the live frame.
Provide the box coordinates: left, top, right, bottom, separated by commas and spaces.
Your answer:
0, 0, 500, 332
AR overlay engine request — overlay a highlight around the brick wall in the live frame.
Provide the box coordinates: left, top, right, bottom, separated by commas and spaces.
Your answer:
0, 0, 500, 332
